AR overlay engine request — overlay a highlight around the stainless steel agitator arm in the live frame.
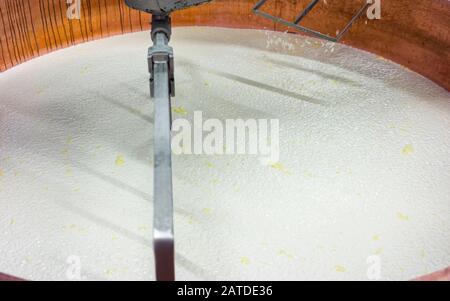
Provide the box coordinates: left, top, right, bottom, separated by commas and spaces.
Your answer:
124, 0, 212, 281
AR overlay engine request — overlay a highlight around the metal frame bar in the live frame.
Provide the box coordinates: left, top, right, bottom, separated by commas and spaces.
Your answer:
253, 0, 369, 42
149, 31, 175, 281
293, 0, 320, 24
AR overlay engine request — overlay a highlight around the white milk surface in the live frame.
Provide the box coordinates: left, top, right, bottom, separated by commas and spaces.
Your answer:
0, 27, 449, 280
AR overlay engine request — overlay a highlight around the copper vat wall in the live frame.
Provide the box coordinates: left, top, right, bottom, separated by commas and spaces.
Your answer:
0, 0, 449, 90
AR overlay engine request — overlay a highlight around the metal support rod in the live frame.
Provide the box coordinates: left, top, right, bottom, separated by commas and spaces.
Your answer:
150, 29, 175, 281
254, 8, 337, 42
253, 0, 370, 42
293, 0, 320, 24
336, 2, 370, 41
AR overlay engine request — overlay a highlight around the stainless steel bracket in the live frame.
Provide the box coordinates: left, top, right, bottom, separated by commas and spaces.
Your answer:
148, 36, 175, 98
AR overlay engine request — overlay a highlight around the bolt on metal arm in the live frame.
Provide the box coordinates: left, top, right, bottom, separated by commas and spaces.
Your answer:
148, 14, 175, 281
